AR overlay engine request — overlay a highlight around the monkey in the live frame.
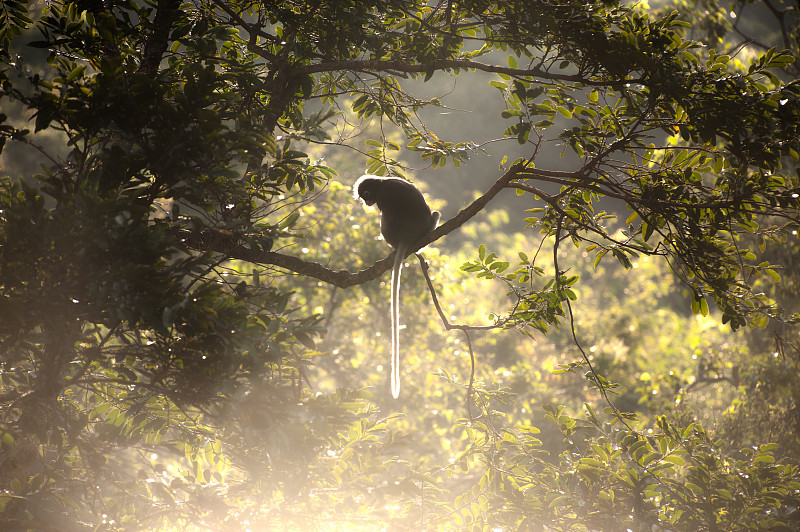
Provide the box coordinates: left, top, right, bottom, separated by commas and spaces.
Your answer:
353, 175, 440, 398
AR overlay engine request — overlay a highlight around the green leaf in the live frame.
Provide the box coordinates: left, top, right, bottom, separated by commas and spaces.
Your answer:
294, 331, 316, 349
766, 268, 781, 282
280, 211, 300, 229
753, 453, 775, 464
593, 249, 607, 269
663, 454, 686, 466
67, 65, 86, 82
685, 482, 704, 495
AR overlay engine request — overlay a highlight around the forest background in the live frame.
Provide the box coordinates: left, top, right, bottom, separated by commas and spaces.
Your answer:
1, 0, 800, 530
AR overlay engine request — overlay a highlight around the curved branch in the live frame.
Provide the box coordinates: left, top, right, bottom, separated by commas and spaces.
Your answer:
178, 229, 389, 288
181, 164, 525, 288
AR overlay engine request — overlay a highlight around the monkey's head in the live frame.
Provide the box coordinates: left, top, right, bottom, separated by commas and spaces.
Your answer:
353, 174, 379, 206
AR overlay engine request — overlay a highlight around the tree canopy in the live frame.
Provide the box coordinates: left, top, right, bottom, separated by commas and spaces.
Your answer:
1, 0, 799, 530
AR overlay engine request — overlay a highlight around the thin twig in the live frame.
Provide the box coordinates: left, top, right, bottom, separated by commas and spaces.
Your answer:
463, 329, 476, 422
416, 252, 502, 421
552, 214, 622, 416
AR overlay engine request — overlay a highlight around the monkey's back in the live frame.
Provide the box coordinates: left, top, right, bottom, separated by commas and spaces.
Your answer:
373, 179, 435, 249
355, 176, 436, 249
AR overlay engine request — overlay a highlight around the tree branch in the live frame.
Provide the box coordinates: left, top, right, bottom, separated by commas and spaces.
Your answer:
292, 57, 627, 85
181, 164, 526, 287
138, 0, 181, 76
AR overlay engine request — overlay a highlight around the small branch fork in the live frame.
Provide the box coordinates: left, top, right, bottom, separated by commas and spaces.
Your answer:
551, 215, 628, 421
415, 252, 501, 422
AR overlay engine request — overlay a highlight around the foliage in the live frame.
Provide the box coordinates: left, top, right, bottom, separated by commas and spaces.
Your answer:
0, 0, 799, 530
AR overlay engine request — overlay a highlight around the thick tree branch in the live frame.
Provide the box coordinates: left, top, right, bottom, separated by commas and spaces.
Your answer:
294, 57, 569, 80
138, 0, 181, 76
287, 57, 636, 85
182, 164, 525, 287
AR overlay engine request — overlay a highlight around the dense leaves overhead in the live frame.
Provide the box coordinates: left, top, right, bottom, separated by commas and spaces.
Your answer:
0, 0, 799, 530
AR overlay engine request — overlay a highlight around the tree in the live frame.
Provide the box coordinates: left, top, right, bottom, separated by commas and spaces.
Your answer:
1, 0, 799, 530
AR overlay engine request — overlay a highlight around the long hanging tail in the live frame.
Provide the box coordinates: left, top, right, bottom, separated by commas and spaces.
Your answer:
390, 244, 406, 398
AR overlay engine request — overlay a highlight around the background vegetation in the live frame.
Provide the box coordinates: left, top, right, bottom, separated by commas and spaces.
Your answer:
1, 0, 799, 530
